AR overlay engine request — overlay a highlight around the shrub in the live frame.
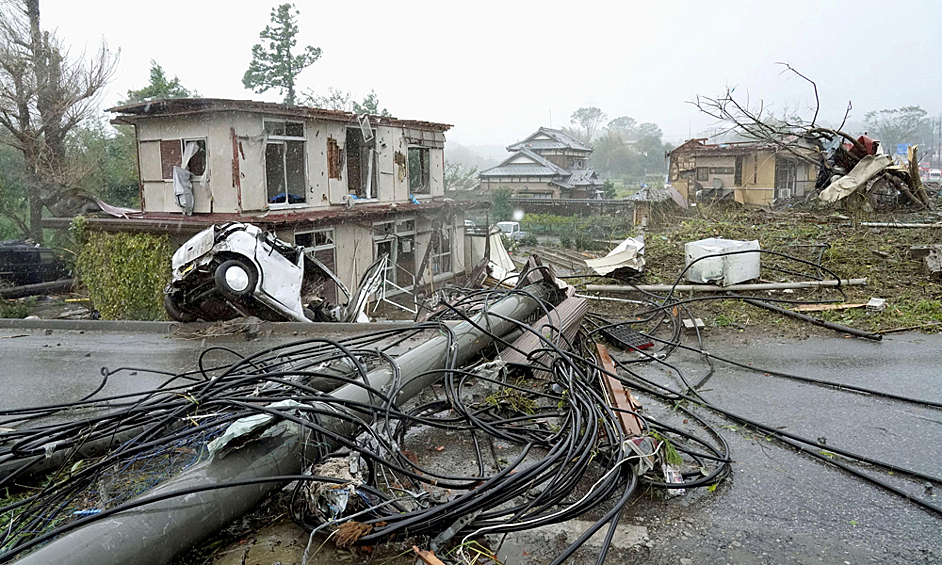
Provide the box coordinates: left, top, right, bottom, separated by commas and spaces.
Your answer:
0, 300, 30, 319
75, 224, 172, 320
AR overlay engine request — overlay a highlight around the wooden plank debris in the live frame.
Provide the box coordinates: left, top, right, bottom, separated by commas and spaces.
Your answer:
596, 344, 644, 437
413, 546, 447, 565
793, 303, 868, 312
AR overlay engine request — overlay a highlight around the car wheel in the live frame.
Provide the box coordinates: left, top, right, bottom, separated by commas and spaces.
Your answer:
164, 292, 197, 323
214, 259, 258, 300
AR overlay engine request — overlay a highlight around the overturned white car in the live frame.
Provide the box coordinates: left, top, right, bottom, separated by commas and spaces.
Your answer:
164, 223, 382, 323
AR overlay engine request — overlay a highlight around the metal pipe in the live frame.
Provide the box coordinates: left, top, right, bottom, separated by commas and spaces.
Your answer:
14, 284, 550, 565
585, 278, 867, 294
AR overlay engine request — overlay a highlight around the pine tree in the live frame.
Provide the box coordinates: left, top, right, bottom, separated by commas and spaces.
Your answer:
242, 4, 321, 106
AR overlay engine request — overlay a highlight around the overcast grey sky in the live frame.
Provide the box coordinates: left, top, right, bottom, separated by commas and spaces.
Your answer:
43, 0, 941, 146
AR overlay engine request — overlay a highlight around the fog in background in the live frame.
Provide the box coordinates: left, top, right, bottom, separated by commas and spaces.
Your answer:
42, 0, 940, 153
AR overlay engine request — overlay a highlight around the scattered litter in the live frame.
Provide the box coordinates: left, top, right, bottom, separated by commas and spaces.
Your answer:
585, 235, 645, 276
866, 298, 887, 313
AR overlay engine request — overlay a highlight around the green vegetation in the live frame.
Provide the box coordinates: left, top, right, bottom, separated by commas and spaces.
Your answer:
491, 187, 514, 222
74, 220, 171, 320
0, 300, 30, 319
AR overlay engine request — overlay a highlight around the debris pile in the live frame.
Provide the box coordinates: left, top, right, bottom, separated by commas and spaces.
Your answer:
817, 136, 933, 210
0, 254, 938, 565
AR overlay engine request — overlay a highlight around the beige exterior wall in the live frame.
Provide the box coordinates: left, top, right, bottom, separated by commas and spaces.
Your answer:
134, 111, 443, 215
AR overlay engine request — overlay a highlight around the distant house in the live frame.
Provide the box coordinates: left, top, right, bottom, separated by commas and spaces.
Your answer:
45, 98, 481, 296
478, 127, 604, 199
668, 138, 820, 206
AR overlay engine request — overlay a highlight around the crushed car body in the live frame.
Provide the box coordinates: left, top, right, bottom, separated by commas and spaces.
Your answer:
164, 222, 380, 323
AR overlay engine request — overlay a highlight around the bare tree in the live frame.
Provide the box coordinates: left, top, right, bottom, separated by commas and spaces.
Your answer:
570, 107, 606, 143
0, 0, 117, 241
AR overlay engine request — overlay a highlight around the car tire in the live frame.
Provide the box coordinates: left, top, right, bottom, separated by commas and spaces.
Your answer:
164, 292, 198, 323
214, 259, 258, 301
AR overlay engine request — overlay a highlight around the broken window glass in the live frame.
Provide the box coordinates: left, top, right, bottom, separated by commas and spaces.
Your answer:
159, 139, 206, 179
431, 227, 452, 275
266, 139, 307, 205
346, 128, 377, 198
159, 140, 182, 179
408, 147, 430, 194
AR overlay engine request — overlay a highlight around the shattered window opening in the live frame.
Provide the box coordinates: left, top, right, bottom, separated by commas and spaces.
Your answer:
431, 226, 453, 276
158, 139, 206, 180
264, 120, 306, 206
408, 147, 430, 194
696, 167, 709, 182
346, 128, 377, 199
295, 228, 334, 250
327, 137, 342, 179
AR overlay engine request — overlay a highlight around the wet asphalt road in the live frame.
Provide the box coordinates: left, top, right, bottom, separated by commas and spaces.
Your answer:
622, 331, 942, 565
0, 327, 939, 564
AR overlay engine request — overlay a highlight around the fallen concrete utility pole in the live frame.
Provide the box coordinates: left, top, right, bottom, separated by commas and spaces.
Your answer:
741, 298, 883, 341
14, 284, 552, 565
585, 278, 867, 294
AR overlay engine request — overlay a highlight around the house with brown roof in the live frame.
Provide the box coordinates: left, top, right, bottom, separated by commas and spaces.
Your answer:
668, 138, 820, 206
478, 127, 604, 199
45, 98, 479, 297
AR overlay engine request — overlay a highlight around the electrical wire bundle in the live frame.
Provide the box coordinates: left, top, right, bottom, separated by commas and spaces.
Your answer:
574, 248, 942, 520
0, 285, 733, 565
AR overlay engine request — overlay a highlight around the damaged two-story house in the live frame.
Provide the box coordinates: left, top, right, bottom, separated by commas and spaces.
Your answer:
478, 127, 604, 199
668, 138, 820, 206
45, 98, 478, 301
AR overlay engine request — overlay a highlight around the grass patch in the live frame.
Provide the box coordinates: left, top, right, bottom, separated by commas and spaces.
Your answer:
589, 206, 942, 334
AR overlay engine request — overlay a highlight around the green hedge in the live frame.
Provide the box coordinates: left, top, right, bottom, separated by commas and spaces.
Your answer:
74, 220, 172, 320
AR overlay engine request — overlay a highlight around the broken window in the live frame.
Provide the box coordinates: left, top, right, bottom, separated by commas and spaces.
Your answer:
296, 228, 337, 303
774, 158, 797, 199
734, 157, 743, 187
431, 227, 452, 275
327, 137, 342, 179
408, 147, 430, 194
295, 228, 334, 249
265, 120, 306, 205
696, 167, 709, 182
159, 139, 206, 180
346, 128, 377, 199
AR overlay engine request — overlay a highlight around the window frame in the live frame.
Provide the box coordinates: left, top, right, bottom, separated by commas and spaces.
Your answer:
158, 138, 207, 181
264, 119, 308, 208
408, 146, 431, 195
431, 226, 453, 277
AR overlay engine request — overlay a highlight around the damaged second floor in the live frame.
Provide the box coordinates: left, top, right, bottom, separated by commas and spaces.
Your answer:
109, 98, 450, 215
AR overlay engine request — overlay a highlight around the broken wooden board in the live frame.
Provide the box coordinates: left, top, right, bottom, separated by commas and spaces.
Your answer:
413, 546, 447, 565
792, 303, 868, 313
596, 344, 644, 437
